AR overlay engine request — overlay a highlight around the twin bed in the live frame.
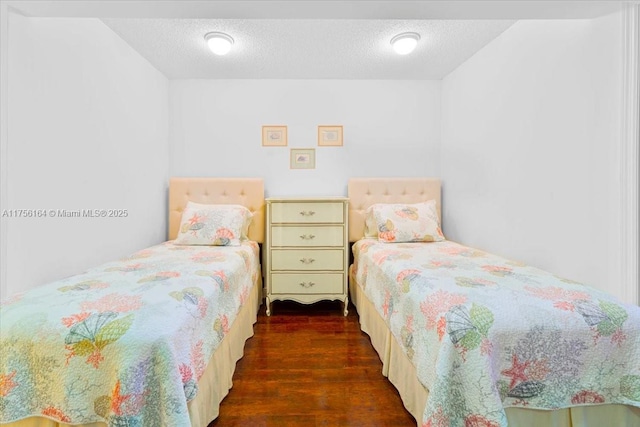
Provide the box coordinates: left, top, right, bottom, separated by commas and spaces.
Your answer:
347, 178, 640, 427
1, 176, 639, 427
1, 177, 265, 427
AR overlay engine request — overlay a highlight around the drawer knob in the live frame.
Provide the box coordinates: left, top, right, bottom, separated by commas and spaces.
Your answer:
299, 281, 315, 288
300, 258, 316, 264
300, 234, 316, 240
299, 210, 316, 217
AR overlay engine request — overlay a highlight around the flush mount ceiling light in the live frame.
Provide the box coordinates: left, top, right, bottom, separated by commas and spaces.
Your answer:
204, 32, 234, 55
390, 32, 420, 55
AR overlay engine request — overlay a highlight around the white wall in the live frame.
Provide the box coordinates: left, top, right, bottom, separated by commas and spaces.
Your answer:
0, 5, 10, 300
441, 13, 625, 299
2, 13, 169, 297
170, 80, 441, 197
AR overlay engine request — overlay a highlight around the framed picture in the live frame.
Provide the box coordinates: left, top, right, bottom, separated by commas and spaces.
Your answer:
262, 125, 288, 147
290, 148, 316, 169
317, 125, 343, 147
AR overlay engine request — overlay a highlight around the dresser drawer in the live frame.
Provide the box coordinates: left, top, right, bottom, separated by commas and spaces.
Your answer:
271, 273, 344, 294
270, 225, 344, 247
270, 202, 344, 224
271, 249, 344, 271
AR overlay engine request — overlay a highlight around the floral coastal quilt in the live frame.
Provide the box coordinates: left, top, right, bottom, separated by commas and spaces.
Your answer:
0, 241, 260, 426
352, 240, 640, 427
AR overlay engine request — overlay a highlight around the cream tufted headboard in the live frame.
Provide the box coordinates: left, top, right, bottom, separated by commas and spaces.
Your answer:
347, 178, 441, 242
168, 177, 265, 243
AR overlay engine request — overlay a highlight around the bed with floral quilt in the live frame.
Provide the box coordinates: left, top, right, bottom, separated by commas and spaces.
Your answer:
0, 177, 266, 427
347, 177, 640, 427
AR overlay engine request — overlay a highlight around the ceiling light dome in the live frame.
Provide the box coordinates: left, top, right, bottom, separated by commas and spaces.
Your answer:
205, 32, 234, 55
390, 32, 420, 55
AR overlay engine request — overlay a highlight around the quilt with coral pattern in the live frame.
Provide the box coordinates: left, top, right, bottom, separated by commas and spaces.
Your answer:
352, 239, 640, 427
1, 241, 260, 426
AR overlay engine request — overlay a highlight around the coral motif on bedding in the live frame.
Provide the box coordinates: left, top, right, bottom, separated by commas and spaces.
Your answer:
352, 240, 640, 427
0, 372, 17, 397
41, 406, 71, 423
0, 241, 259, 427
571, 390, 605, 404
64, 312, 134, 368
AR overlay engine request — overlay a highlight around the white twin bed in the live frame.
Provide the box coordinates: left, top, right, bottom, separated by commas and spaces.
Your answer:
347, 177, 640, 427
1, 177, 264, 427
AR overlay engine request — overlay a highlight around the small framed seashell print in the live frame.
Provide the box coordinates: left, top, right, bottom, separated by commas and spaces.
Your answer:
290, 148, 316, 169
262, 125, 288, 147
317, 125, 343, 147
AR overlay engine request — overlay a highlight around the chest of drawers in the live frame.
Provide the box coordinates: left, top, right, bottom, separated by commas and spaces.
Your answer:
265, 197, 349, 316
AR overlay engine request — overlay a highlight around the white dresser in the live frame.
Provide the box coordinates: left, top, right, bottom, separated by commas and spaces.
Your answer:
264, 197, 349, 316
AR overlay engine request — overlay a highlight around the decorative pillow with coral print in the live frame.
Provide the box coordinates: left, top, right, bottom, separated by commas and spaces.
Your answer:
174, 202, 253, 246
366, 200, 444, 243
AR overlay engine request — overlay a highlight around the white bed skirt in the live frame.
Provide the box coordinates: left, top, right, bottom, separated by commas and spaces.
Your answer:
349, 267, 640, 427
2, 277, 262, 427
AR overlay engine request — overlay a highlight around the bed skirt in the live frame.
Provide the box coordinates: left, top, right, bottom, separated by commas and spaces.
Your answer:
349, 266, 640, 427
2, 275, 262, 427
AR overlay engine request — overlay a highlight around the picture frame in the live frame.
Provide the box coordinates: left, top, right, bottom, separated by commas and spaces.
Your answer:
317, 125, 343, 147
290, 148, 316, 169
262, 125, 288, 147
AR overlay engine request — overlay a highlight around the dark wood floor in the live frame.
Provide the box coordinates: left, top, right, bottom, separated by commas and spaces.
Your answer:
209, 300, 416, 427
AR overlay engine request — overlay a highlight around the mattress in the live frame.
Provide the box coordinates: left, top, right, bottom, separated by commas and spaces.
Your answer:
0, 241, 261, 427
351, 239, 640, 427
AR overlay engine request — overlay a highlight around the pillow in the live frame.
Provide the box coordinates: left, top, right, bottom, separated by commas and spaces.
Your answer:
366, 200, 444, 243
174, 202, 253, 246
364, 211, 379, 238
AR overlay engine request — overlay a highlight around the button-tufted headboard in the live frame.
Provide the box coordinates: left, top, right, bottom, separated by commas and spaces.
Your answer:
347, 178, 441, 242
168, 177, 265, 243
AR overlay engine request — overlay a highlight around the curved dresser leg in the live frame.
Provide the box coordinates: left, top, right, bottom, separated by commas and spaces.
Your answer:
343, 296, 349, 316
266, 296, 272, 316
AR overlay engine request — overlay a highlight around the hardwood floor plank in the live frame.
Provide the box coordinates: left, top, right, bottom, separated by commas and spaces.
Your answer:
209, 300, 416, 426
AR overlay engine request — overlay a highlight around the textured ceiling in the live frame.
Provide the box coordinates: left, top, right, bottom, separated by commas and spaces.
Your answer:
101, 19, 516, 79
13, 0, 617, 80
